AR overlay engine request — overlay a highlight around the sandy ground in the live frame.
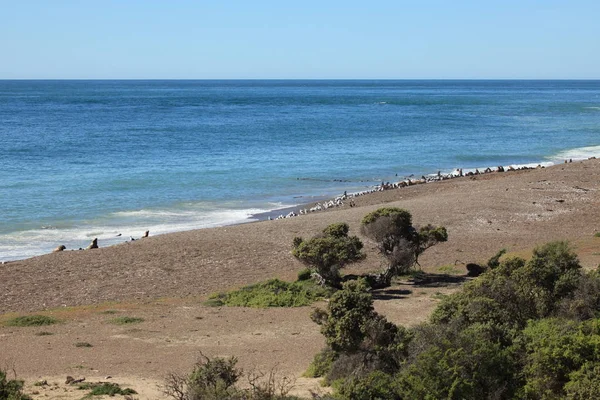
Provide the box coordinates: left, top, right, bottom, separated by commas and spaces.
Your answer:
1, 159, 600, 399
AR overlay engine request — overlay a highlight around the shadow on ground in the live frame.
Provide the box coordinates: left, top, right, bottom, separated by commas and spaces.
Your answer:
372, 288, 413, 301
408, 272, 468, 288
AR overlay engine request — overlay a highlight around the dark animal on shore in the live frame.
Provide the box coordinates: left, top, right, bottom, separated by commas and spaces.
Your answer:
53, 245, 66, 253
142, 230, 149, 238
86, 238, 98, 250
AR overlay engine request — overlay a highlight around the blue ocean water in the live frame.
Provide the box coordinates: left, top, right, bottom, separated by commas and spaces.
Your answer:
1, 80, 600, 261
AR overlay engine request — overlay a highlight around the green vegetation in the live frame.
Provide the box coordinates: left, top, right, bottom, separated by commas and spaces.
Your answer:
108, 316, 144, 325
78, 382, 137, 397
303, 348, 336, 379
5, 315, 58, 327
360, 207, 448, 288
292, 209, 447, 290
430, 292, 447, 300
292, 222, 365, 287
206, 279, 332, 308
164, 353, 299, 400
0, 369, 31, 400
594, 232, 600, 238
437, 264, 462, 274
34, 331, 54, 336
305, 241, 600, 399
74, 342, 93, 348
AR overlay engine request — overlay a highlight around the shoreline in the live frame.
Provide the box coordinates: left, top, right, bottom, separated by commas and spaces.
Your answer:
1, 158, 599, 398
1, 156, 600, 313
1, 157, 592, 263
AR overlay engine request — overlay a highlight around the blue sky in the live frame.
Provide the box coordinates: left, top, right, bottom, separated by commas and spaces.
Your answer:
1, 0, 598, 79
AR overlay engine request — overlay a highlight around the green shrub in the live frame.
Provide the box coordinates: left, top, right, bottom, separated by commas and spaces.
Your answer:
316, 279, 375, 353
0, 369, 31, 400
397, 323, 518, 400
438, 264, 461, 275
292, 223, 364, 287
558, 269, 600, 320
431, 242, 584, 335
310, 279, 412, 386
304, 241, 600, 399
322, 222, 350, 238
594, 232, 600, 238
335, 371, 399, 400
360, 208, 447, 287
520, 318, 600, 399
75, 342, 93, 348
303, 348, 336, 378
564, 363, 600, 399
487, 248, 507, 269
109, 316, 144, 325
361, 207, 412, 226
79, 382, 137, 396
5, 315, 58, 327
207, 279, 332, 308
164, 354, 300, 400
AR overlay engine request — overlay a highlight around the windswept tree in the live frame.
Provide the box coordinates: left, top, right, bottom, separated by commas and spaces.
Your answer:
360, 207, 447, 288
292, 222, 365, 287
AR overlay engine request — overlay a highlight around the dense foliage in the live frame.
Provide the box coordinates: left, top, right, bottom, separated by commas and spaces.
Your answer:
0, 369, 30, 400
360, 208, 448, 288
307, 241, 600, 399
292, 222, 365, 287
206, 278, 332, 308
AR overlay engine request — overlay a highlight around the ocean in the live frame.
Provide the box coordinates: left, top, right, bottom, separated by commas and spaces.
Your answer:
1, 80, 599, 261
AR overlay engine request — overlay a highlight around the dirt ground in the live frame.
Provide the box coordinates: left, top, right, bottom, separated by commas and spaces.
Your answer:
2, 159, 600, 399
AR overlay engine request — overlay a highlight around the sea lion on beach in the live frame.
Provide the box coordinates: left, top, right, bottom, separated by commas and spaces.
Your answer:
86, 238, 98, 250
53, 245, 66, 253
142, 230, 149, 238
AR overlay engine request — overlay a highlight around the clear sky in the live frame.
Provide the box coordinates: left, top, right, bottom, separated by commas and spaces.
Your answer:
1, 0, 598, 79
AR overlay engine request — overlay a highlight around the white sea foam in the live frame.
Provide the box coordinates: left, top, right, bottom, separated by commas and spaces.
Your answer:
0, 206, 272, 262
551, 145, 600, 162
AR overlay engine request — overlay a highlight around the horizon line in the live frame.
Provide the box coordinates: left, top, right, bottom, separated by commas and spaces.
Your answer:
2, 78, 600, 81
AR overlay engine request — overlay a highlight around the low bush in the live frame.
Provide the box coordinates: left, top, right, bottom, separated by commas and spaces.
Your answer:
0, 369, 31, 400
307, 241, 600, 399
206, 279, 332, 308
164, 353, 299, 400
303, 348, 336, 378
78, 382, 137, 396
5, 315, 58, 327
334, 371, 399, 400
